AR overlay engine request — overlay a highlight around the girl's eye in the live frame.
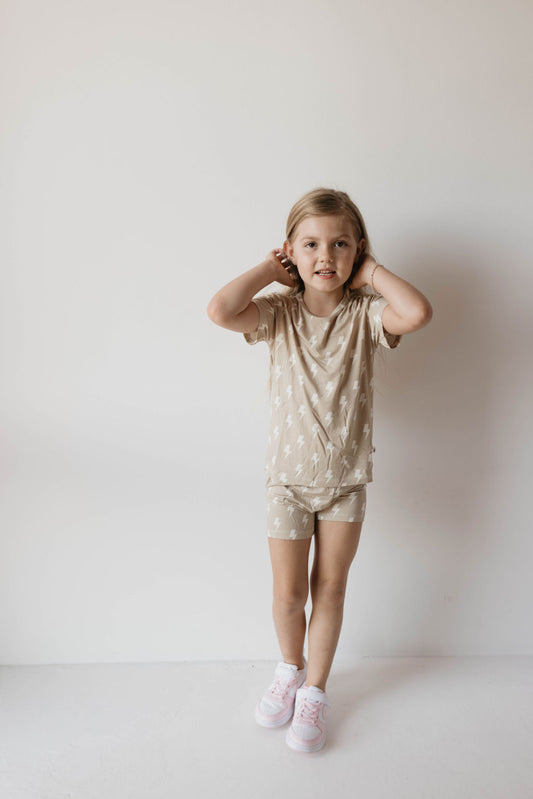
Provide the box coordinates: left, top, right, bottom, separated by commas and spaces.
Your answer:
304, 241, 347, 248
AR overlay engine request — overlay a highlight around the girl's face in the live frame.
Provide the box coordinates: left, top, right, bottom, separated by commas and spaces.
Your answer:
284, 214, 365, 294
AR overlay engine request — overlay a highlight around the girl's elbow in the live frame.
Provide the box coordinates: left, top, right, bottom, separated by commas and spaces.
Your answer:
423, 300, 433, 323
415, 301, 433, 328
207, 297, 223, 324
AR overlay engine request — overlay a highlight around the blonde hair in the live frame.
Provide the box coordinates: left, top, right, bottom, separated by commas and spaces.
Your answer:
284, 187, 374, 297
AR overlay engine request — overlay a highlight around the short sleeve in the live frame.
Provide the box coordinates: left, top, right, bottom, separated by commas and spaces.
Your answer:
368, 294, 402, 349
243, 293, 278, 345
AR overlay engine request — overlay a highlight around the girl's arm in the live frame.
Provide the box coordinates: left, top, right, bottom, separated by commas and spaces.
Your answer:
207, 249, 296, 333
350, 256, 433, 336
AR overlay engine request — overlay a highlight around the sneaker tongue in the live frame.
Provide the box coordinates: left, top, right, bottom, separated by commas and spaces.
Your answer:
302, 686, 331, 706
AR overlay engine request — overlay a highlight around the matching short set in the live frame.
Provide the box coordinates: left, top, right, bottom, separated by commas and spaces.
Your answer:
243, 286, 402, 542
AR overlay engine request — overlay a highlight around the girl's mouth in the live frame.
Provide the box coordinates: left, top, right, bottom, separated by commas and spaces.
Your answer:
315, 270, 336, 279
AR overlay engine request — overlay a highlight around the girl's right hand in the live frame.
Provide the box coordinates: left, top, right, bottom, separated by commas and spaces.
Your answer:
265, 248, 298, 288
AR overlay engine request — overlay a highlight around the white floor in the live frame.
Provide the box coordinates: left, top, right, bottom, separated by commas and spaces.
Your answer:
1, 657, 531, 799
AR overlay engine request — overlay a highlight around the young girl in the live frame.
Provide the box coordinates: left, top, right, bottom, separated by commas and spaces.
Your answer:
207, 187, 432, 753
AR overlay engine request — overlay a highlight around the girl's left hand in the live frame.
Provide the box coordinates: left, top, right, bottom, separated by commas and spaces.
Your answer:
348, 253, 377, 290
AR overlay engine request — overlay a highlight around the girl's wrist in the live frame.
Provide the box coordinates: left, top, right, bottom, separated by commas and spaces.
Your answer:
370, 263, 386, 292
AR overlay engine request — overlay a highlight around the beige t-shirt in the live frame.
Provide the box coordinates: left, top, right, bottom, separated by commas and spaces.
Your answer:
244, 286, 401, 488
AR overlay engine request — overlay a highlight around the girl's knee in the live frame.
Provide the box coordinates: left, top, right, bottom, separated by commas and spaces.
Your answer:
273, 588, 308, 613
310, 579, 346, 608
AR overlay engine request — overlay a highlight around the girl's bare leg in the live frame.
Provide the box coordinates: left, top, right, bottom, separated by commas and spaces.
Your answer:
268, 537, 313, 669
306, 519, 363, 690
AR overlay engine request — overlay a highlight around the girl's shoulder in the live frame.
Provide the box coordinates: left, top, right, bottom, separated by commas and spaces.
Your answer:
254, 287, 384, 317
345, 286, 386, 310
253, 287, 298, 311
345, 285, 376, 300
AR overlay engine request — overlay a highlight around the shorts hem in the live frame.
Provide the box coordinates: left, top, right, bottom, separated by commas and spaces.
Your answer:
267, 532, 315, 541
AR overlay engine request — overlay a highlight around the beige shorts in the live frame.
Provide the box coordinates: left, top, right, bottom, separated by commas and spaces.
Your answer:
266, 484, 367, 540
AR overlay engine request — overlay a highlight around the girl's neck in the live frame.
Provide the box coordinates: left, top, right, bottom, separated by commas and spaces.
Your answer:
301, 285, 346, 317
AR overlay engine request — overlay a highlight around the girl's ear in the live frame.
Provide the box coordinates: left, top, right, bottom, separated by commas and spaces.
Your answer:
354, 238, 366, 264
283, 239, 295, 262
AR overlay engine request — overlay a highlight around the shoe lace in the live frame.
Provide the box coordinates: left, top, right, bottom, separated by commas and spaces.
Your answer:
269, 676, 293, 702
295, 697, 321, 723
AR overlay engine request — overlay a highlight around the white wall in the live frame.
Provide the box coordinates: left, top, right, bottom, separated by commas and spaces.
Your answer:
1, 0, 531, 664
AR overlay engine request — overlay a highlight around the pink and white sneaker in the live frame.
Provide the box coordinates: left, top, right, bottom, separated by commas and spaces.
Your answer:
286, 685, 331, 752
255, 659, 307, 728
